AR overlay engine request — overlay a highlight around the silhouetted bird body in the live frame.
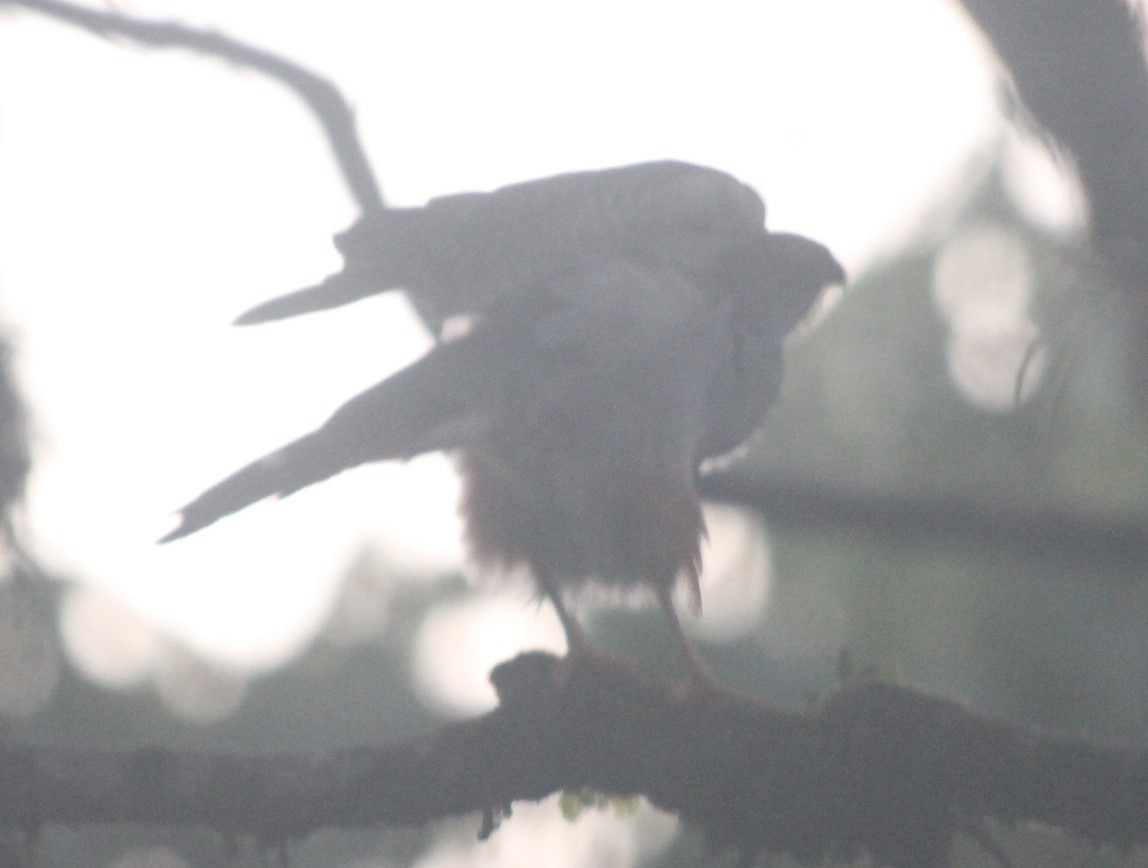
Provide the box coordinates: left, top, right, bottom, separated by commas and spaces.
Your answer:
165, 162, 843, 675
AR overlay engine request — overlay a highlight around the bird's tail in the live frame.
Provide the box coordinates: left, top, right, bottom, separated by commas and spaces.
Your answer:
233, 208, 427, 325
233, 270, 395, 325
160, 326, 491, 543
159, 436, 340, 543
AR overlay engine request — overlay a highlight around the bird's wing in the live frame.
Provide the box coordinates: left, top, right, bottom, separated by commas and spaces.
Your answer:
233, 161, 765, 328
159, 332, 495, 543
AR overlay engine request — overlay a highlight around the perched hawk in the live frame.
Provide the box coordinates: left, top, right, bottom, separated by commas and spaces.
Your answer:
164, 162, 844, 679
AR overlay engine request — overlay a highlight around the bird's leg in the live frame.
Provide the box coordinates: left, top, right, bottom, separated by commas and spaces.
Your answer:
656, 587, 716, 688
532, 568, 641, 677
532, 568, 595, 658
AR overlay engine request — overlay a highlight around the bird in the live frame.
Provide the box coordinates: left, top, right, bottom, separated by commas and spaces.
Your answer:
163, 162, 844, 680
233, 160, 769, 333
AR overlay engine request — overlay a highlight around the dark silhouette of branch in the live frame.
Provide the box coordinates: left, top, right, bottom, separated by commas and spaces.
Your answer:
0, 653, 1145, 866
0, 0, 486, 327
956, 0, 1148, 415
1, 0, 383, 215
0, 332, 29, 546
957, 0, 1148, 281
699, 472, 1148, 566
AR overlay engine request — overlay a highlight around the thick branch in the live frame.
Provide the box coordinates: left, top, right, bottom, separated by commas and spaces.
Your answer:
699, 472, 1148, 565
2, 0, 383, 214
1, 653, 1145, 867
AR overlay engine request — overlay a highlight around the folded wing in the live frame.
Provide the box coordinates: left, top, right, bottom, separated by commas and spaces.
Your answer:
235, 161, 766, 329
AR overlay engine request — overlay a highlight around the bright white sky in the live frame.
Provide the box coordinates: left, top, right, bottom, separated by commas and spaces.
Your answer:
0, 1, 1011, 676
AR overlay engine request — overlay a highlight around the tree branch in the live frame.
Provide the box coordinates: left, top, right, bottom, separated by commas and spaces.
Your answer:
2, 653, 1145, 866
1, 0, 384, 214
957, 0, 1148, 279
956, 0, 1148, 414
0, 0, 485, 329
699, 472, 1148, 565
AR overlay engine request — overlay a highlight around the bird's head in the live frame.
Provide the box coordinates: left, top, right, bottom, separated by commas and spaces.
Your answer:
730, 232, 846, 338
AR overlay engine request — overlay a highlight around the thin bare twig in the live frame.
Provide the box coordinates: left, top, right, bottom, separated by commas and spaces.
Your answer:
2, 0, 384, 213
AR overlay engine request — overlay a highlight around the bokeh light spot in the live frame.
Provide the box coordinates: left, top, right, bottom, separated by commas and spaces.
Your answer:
319, 551, 392, 648
679, 505, 772, 643
932, 223, 1033, 331
0, 580, 59, 718
1001, 131, 1087, 235
932, 223, 1045, 410
58, 585, 158, 689
411, 595, 564, 717
151, 641, 247, 724
413, 796, 676, 868
946, 324, 1046, 411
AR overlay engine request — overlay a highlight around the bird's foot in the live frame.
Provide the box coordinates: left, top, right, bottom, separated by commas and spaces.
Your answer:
669, 654, 728, 702
561, 640, 640, 682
